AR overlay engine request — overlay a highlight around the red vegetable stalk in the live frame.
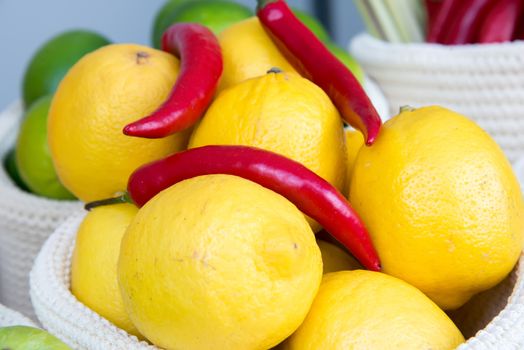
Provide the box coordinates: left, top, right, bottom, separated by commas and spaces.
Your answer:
425, 0, 447, 42
514, 18, 524, 40
478, 0, 523, 43
123, 23, 223, 138
256, 0, 381, 146
440, 0, 496, 44
86, 145, 381, 272
424, 0, 441, 38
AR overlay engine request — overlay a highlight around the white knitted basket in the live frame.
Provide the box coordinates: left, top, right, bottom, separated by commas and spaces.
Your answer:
350, 34, 524, 163
0, 101, 82, 320
30, 212, 156, 350
363, 77, 390, 121
29, 158, 524, 350
0, 303, 36, 328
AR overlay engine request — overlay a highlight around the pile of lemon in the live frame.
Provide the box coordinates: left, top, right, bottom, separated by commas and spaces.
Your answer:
14, 0, 524, 349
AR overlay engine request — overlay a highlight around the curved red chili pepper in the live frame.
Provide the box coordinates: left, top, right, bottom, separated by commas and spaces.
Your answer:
123, 23, 223, 138
256, 0, 381, 146
478, 0, 523, 43
440, 0, 496, 45
126, 145, 380, 271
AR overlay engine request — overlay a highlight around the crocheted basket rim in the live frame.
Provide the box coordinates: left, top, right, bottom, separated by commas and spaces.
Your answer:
0, 303, 37, 328
350, 32, 524, 55
30, 212, 158, 349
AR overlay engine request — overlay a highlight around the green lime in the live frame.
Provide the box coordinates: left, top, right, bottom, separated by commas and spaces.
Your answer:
292, 8, 330, 42
22, 30, 110, 107
0, 326, 71, 350
152, 0, 252, 48
152, 0, 190, 48
326, 43, 365, 84
3, 149, 30, 192
15, 95, 75, 200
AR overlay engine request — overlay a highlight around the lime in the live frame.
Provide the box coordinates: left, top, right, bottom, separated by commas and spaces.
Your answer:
292, 8, 330, 42
326, 42, 365, 84
22, 29, 110, 107
3, 149, 30, 191
0, 326, 71, 350
15, 95, 75, 200
152, 0, 252, 48
152, 0, 190, 48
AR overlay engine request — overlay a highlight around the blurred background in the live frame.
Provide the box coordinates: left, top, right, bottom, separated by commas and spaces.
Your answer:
0, 0, 365, 109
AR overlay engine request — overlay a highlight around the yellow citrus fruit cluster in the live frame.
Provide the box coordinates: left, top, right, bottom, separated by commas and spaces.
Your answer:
49, 8, 523, 350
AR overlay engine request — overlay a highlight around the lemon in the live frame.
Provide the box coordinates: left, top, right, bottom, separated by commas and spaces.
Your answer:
189, 70, 346, 231
71, 203, 139, 336
118, 175, 322, 350
48, 44, 190, 202
344, 128, 364, 194
350, 106, 524, 309
282, 271, 464, 349
218, 17, 297, 91
317, 239, 361, 273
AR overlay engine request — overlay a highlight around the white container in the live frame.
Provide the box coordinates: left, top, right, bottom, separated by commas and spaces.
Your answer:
29, 158, 524, 349
0, 303, 36, 328
30, 213, 155, 350
0, 101, 82, 319
363, 77, 390, 122
351, 34, 524, 162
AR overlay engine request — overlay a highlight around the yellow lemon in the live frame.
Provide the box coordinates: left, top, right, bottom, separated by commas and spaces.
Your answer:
71, 203, 139, 336
48, 44, 189, 202
316, 239, 361, 274
218, 17, 296, 91
344, 128, 364, 194
350, 106, 524, 310
189, 70, 346, 231
118, 175, 322, 350
282, 271, 465, 349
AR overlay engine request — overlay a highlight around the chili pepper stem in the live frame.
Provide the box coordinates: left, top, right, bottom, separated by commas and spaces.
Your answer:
257, 0, 278, 11
84, 193, 132, 211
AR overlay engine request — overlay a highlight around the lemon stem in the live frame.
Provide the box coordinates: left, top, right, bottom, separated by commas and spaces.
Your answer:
400, 105, 416, 113
84, 193, 132, 211
267, 67, 283, 74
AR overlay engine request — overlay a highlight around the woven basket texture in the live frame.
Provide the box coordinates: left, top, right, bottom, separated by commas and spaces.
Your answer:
351, 34, 524, 163
0, 101, 82, 320
0, 302, 36, 328
30, 213, 156, 350
29, 159, 524, 349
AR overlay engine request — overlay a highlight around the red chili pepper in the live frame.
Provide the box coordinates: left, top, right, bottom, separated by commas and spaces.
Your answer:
426, 0, 451, 42
256, 0, 381, 146
440, 0, 496, 44
478, 0, 523, 43
514, 16, 524, 40
86, 145, 381, 271
123, 23, 223, 139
